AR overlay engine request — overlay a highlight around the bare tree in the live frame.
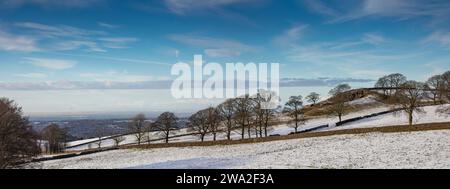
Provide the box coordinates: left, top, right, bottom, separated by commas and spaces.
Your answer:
329, 84, 351, 96
233, 95, 253, 139
188, 109, 210, 142
284, 95, 305, 132
144, 123, 154, 144
112, 135, 126, 147
306, 92, 320, 105
41, 123, 67, 154
0, 98, 40, 168
205, 107, 221, 141
425, 74, 444, 104
388, 73, 407, 89
154, 112, 178, 143
217, 99, 236, 140
253, 94, 265, 138
256, 90, 279, 137
94, 127, 106, 148
395, 81, 426, 126
375, 76, 389, 96
441, 71, 450, 101
129, 114, 146, 145
376, 73, 407, 97
328, 84, 351, 122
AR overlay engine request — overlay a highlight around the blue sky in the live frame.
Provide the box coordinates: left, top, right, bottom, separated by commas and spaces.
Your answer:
1, 0, 450, 115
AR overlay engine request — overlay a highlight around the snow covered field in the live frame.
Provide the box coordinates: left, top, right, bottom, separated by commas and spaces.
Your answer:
35, 129, 450, 169
64, 104, 450, 151
323, 105, 450, 131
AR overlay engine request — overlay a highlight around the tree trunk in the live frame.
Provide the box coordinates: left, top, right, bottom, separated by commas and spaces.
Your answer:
259, 123, 263, 138
165, 132, 169, 143
227, 129, 231, 140
408, 112, 413, 126
213, 133, 216, 141
338, 114, 342, 122
241, 122, 245, 140
264, 125, 268, 137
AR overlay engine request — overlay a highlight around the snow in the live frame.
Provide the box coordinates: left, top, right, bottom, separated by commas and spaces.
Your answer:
324, 104, 450, 131
346, 95, 380, 106
34, 129, 450, 169
63, 104, 450, 151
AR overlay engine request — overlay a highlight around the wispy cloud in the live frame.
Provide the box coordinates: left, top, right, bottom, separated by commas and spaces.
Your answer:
24, 57, 77, 70
48, 52, 171, 66
98, 22, 119, 29
54, 40, 106, 52
0, 0, 104, 9
9, 22, 138, 52
0, 77, 373, 90
80, 70, 169, 82
301, 0, 450, 25
329, 0, 450, 23
283, 34, 417, 78
168, 34, 258, 57
273, 24, 308, 46
99, 37, 138, 49
0, 30, 40, 52
362, 33, 386, 45
13, 73, 47, 79
423, 31, 450, 46
0, 80, 172, 90
16, 22, 105, 38
301, 0, 339, 17
163, 0, 257, 15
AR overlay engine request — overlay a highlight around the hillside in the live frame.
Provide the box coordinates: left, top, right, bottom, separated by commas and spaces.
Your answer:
61, 97, 450, 152
34, 128, 450, 169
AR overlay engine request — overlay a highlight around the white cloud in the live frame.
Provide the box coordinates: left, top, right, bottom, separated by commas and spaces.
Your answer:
11, 22, 138, 52
14, 73, 47, 79
98, 22, 119, 29
204, 48, 241, 57
284, 39, 419, 75
16, 22, 105, 38
362, 33, 386, 45
424, 31, 450, 46
329, 0, 450, 23
302, 0, 450, 25
24, 57, 77, 70
168, 34, 257, 57
164, 0, 256, 15
273, 25, 308, 46
0, 0, 103, 9
55, 40, 106, 52
99, 37, 138, 49
79, 70, 159, 82
302, 0, 338, 17
0, 30, 40, 52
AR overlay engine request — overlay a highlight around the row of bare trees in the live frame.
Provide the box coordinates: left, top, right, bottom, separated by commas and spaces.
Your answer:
128, 112, 179, 145
187, 90, 280, 141
375, 71, 450, 126
425, 71, 450, 104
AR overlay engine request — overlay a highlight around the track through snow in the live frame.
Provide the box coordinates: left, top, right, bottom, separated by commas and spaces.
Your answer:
36, 129, 450, 169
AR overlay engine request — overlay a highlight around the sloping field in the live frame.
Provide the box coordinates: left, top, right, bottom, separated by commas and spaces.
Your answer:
64, 104, 450, 151
33, 122, 450, 169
